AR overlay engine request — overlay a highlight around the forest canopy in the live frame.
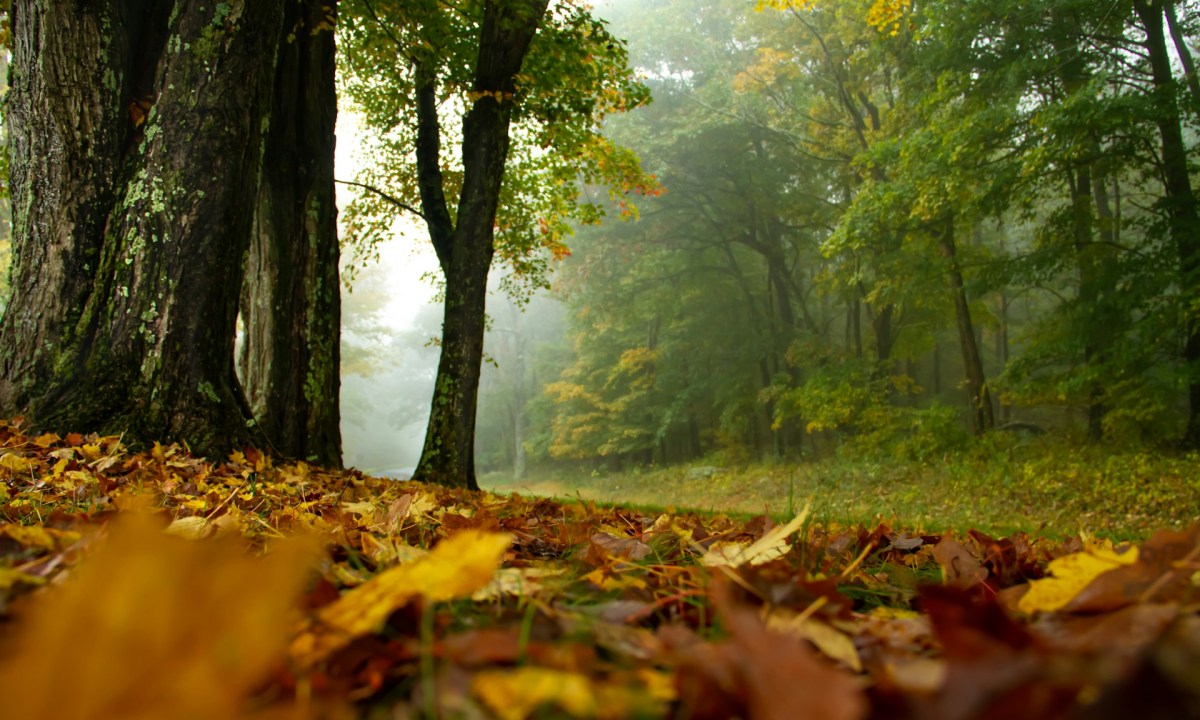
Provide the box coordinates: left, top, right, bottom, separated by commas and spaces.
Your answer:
465, 0, 1200, 474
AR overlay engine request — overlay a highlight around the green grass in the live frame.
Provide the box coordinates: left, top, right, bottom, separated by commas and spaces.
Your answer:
480, 440, 1200, 540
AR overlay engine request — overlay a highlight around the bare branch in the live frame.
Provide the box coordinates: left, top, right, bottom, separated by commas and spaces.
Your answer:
335, 178, 427, 220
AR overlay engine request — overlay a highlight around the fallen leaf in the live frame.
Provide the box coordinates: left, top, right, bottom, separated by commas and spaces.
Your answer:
1065, 524, 1200, 613
0, 451, 36, 474
1019, 541, 1138, 614
582, 532, 652, 564
767, 610, 863, 672
290, 529, 511, 668
0, 523, 80, 551
671, 579, 866, 720
932, 537, 989, 588
472, 565, 561, 600
164, 515, 215, 540
473, 666, 596, 720
0, 512, 319, 720
702, 505, 810, 567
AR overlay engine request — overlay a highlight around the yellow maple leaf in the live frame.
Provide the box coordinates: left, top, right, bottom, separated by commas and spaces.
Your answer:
0, 512, 319, 720
1018, 541, 1139, 614
291, 530, 511, 668
473, 667, 596, 720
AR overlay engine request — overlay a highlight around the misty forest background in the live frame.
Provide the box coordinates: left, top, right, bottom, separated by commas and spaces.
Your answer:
4, 0, 1200, 485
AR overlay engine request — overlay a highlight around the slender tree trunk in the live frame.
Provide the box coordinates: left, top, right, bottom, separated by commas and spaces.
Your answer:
1052, 17, 1118, 444
995, 294, 1010, 422
720, 245, 779, 458
848, 293, 862, 358
1163, 0, 1200, 118
873, 303, 896, 365
1133, 0, 1200, 448
0, 0, 283, 454
932, 341, 943, 396
938, 216, 994, 435
413, 0, 548, 489
239, 0, 342, 466
1068, 164, 1107, 443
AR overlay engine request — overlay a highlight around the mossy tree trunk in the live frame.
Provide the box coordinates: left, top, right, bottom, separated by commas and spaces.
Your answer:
0, 0, 284, 456
412, 0, 549, 490
239, 0, 342, 467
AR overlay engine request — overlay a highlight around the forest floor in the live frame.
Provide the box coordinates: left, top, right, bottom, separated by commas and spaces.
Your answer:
2, 419, 1200, 719
482, 442, 1200, 540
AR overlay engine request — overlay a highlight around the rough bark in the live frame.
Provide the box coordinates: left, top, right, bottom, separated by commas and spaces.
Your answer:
413, 0, 549, 490
0, 0, 284, 455
938, 216, 994, 435
0, 0, 137, 410
239, 0, 342, 467
1133, 0, 1200, 448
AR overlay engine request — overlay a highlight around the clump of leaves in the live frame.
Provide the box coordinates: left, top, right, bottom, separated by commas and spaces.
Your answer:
1, 417, 1199, 718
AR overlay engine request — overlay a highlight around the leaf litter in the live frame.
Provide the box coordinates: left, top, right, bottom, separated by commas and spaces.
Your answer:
1, 418, 1199, 719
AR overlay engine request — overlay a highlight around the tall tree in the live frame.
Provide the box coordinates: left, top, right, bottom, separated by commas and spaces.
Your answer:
0, 0, 284, 454
239, 0, 342, 466
411, 0, 547, 490
340, 0, 655, 489
1132, 0, 1200, 447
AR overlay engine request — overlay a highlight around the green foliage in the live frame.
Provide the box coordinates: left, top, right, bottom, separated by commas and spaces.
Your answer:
337, 0, 659, 298
516, 0, 1200, 471
770, 350, 969, 461
842, 403, 971, 462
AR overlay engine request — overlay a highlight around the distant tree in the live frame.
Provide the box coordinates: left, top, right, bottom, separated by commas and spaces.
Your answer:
1132, 0, 1200, 447
0, 0, 286, 454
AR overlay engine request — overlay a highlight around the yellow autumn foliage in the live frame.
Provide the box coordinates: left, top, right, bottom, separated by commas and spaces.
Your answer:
757, 0, 913, 36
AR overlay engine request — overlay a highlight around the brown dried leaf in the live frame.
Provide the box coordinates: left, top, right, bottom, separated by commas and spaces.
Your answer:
932, 537, 989, 589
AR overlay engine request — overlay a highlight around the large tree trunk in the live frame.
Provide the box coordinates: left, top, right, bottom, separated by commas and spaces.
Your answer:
413, 0, 549, 490
239, 0, 342, 467
1133, 0, 1200, 448
0, 0, 283, 455
938, 216, 994, 435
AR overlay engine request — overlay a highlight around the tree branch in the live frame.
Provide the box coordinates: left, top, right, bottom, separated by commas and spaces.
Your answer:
335, 179, 426, 220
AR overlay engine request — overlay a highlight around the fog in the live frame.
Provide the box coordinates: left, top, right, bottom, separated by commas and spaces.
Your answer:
336, 229, 566, 473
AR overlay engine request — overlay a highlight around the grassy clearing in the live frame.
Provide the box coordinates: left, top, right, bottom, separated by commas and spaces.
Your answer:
481, 438, 1200, 540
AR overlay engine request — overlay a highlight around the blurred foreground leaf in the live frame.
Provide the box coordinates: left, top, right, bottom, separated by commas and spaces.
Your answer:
0, 511, 319, 720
